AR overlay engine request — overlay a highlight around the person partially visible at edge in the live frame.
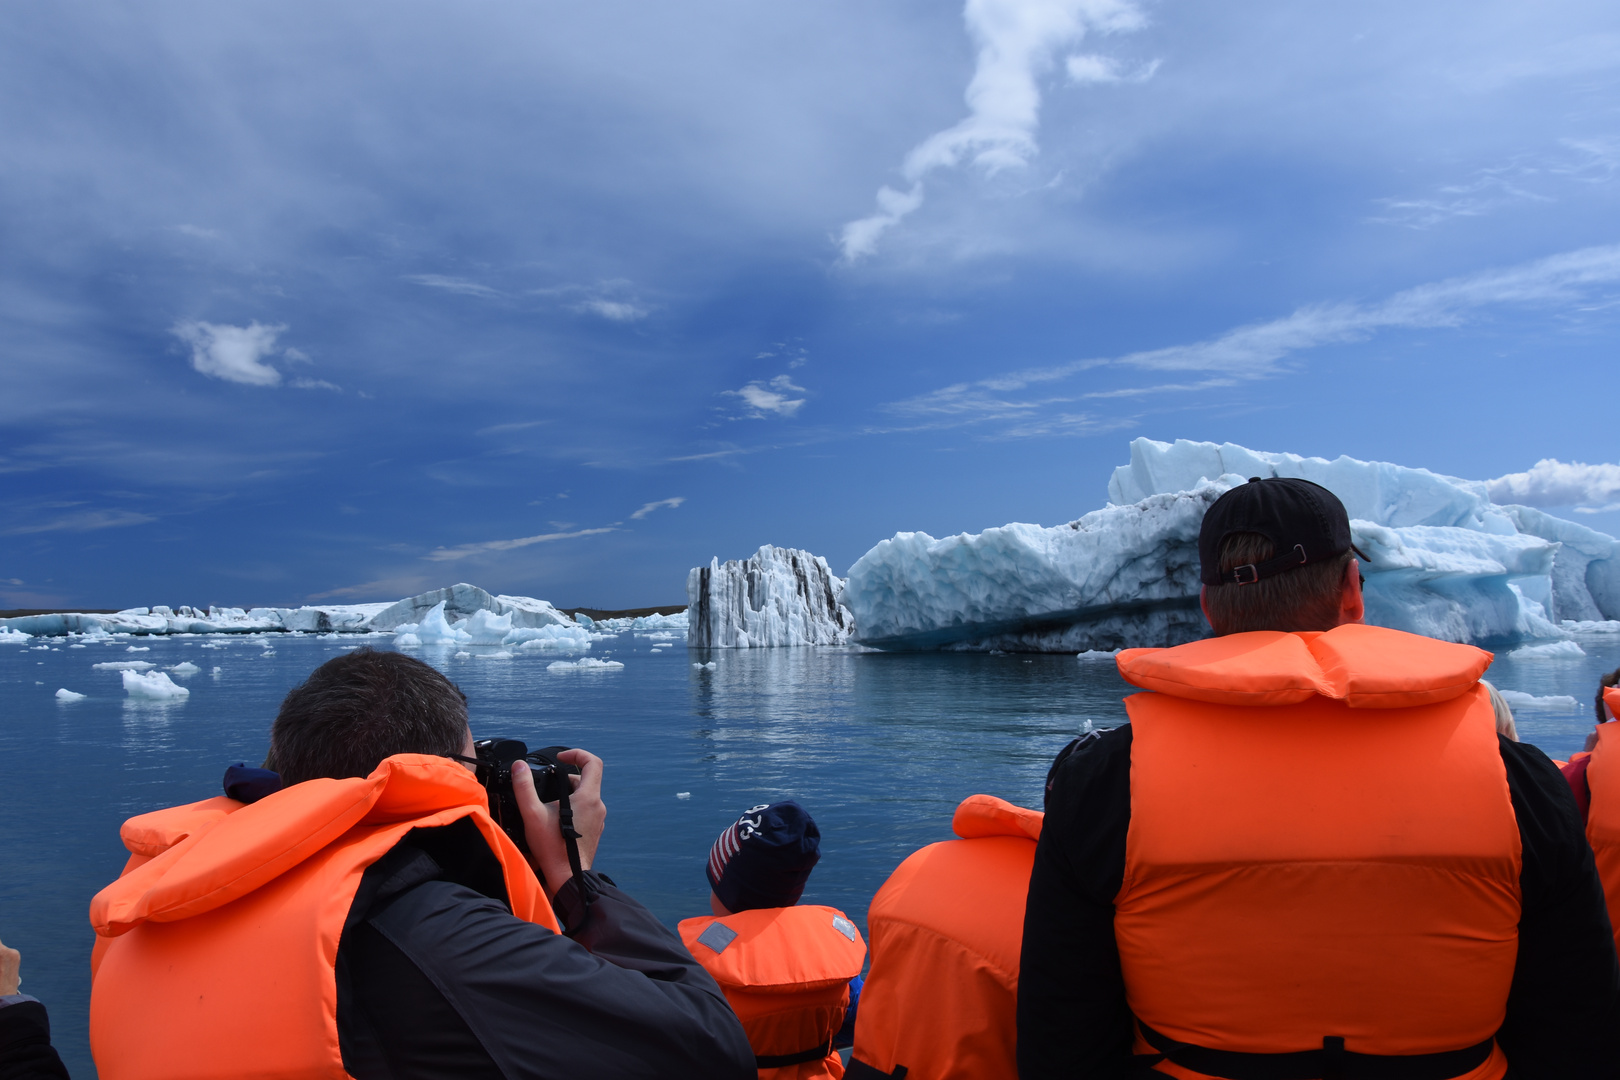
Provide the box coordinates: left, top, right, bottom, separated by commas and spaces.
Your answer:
847, 790, 1048, 1080
677, 802, 866, 1080
1480, 680, 1519, 742
1556, 667, 1620, 961
0, 937, 70, 1080
1018, 476, 1620, 1080
87, 648, 754, 1080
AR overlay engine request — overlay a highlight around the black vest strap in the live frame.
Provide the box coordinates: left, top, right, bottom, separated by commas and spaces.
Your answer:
1135, 1022, 1494, 1080
755, 1040, 834, 1069
845, 1059, 908, 1079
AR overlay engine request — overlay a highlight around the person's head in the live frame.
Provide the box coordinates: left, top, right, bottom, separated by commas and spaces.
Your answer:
1198, 477, 1368, 636
1479, 680, 1519, 742
267, 647, 471, 786
1599, 667, 1620, 725
706, 800, 821, 915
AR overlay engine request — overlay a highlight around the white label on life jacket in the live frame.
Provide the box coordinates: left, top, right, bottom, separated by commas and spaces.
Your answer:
697, 921, 739, 954
832, 916, 857, 942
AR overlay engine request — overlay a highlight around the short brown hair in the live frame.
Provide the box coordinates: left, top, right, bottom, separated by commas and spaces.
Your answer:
1202, 532, 1352, 635
268, 648, 468, 785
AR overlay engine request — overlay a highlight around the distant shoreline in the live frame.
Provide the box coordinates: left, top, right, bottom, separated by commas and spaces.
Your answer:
0, 605, 686, 621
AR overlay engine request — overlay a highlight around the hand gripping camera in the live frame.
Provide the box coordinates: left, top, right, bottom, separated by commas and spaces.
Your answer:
470, 738, 590, 903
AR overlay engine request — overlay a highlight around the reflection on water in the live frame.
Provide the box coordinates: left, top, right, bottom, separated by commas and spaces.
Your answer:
3, 629, 1618, 1078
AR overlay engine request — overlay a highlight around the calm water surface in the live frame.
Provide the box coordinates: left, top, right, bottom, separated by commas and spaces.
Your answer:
3, 627, 1617, 1077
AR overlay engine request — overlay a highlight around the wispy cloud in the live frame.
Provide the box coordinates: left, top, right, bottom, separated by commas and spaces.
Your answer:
1487, 459, 1620, 510
727, 375, 807, 418
1373, 140, 1620, 229
575, 298, 649, 321
172, 320, 287, 387
839, 0, 1150, 260
4, 509, 157, 535
630, 496, 685, 519
1065, 53, 1158, 84
291, 377, 341, 391
425, 525, 617, 561
405, 274, 502, 298
892, 242, 1620, 429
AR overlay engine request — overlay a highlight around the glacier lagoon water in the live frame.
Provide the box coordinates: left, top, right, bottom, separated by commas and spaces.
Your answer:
4, 630, 1619, 1077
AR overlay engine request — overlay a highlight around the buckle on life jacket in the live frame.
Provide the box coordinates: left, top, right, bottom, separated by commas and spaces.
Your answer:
1135, 1021, 1494, 1080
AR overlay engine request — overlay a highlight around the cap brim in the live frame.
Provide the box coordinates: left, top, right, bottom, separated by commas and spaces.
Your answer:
1350, 542, 1370, 563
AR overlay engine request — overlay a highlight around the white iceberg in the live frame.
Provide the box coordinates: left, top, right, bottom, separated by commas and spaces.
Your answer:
367, 584, 573, 633
122, 669, 190, 700
1505, 640, 1587, 660
686, 546, 854, 647
547, 658, 625, 672
692, 661, 717, 671
842, 438, 1620, 653
94, 661, 155, 671
55, 688, 86, 701
168, 662, 201, 675
0, 627, 29, 642
1497, 690, 1582, 710
392, 601, 473, 645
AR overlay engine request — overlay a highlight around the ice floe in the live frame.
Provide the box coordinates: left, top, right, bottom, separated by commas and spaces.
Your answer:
548, 658, 625, 672
94, 661, 155, 671
1497, 690, 1583, 710
686, 545, 854, 648
0, 627, 29, 642
55, 688, 86, 701
1506, 640, 1587, 660
122, 669, 190, 700
168, 662, 201, 675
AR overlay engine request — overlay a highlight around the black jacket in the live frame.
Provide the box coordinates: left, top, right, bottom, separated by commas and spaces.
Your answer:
335, 819, 754, 1080
1018, 726, 1620, 1079
0, 998, 71, 1080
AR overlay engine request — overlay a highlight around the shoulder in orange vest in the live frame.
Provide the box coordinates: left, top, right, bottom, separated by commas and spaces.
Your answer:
1584, 690, 1620, 961
1115, 623, 1520, 1080
679, 904, 865, 1080
88, 754, 556, 1080
849, 794, 1042, 1080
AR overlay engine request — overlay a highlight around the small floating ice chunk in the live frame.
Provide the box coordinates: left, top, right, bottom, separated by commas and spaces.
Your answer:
94, 661, 155, 671
691, 661, 717, 671
122, 669, 190, 700
55, 688, 86, 702
547, 658, 626, 672
676, 792, 691, 800
168, 662, 201, 675
1507, 641, 1586, 660
126, 645, 150, 652
394, 633, 422, 646
69, 643, 87, 649
1497, 690, 1582, 710
0, 627, 31, 642
211, 666, 223, 675
477, 650, 514, 660
454, 651, 471, 659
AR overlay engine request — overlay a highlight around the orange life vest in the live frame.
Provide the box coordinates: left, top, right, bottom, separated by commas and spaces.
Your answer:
1584, 690, 1620, 959
679, 904, 866, 1080
1115, 624, 1520, 1080
849, 794, 1042, 1080
89, 754, 557, 1080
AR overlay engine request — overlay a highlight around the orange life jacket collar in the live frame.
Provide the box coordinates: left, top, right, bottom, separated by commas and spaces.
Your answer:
1117, 622, 1492, 709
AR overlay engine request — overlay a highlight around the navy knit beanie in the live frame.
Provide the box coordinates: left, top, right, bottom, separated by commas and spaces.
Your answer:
707, 800, 821, 913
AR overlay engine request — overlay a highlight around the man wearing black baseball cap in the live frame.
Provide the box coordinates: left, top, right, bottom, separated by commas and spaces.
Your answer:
1019, 477, 1620, 1079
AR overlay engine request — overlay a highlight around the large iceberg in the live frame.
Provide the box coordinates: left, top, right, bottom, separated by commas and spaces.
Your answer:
686, 546, 855, 647
844, 438, 1620, 653
392, 601, 592, 652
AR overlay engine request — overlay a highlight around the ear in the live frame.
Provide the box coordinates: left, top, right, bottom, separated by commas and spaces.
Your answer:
1338, 558, 1365, 626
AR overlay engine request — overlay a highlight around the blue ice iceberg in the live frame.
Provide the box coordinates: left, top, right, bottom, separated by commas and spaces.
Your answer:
844, 439, 1620, 652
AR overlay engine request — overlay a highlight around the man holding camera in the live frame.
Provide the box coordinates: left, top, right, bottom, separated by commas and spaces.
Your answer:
88, 648, 754, 1080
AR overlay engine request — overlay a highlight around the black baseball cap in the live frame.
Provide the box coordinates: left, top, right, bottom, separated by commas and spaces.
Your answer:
1199, 477, 1369, 587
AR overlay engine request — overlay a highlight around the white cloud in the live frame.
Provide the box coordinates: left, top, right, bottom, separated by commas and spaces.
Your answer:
172, 321, 286, 387
892, 242, 1620, 428
405, 274, 502, 298
425, 526, 617, 562
5, 509, 157, 535
1487, 460, 1620, 509
840, 0, 1148, 260
576, 298, 649, 321
291, 377, 341, 391
727, 375, 807, 417
173, 224, 222, 240
1065, 53, 1158, 84
630, 496, 685, 519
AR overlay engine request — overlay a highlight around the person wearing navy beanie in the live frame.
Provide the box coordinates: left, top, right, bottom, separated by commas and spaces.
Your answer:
680, 802, 867, 1079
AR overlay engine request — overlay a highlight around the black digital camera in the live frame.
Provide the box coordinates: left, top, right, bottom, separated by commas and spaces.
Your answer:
471, 738, 581, 856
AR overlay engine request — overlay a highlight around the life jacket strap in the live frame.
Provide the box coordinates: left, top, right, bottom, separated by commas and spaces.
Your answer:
844, 1060, 908, 1079
1135, 1022, 1494, 1080
755, 1039, 834, 1069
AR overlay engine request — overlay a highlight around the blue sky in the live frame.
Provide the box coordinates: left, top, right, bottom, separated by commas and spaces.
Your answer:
3, 0, 1620, 610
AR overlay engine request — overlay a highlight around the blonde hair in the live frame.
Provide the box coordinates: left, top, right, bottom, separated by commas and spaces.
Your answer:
1480, 680, 1518, 742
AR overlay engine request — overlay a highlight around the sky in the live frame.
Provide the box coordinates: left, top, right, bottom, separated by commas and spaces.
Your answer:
3, 0, 1620, 611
